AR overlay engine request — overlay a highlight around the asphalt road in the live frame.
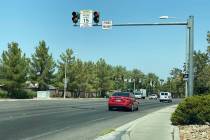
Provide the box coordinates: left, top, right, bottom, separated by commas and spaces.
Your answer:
0, 98, 181, 140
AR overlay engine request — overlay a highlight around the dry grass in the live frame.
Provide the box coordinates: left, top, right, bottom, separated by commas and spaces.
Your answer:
99, 128, 116, 136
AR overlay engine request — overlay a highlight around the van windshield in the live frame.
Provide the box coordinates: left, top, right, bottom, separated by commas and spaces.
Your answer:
161, 92, 168, 95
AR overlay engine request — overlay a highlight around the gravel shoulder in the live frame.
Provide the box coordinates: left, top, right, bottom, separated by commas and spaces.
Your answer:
179, 125, 210, 140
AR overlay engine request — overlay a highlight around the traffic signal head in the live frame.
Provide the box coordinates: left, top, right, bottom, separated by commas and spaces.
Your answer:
72, 11, 80, 24
93, 11, 100, 24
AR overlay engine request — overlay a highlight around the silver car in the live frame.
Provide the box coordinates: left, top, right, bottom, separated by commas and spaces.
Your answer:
149, 94, 158, 100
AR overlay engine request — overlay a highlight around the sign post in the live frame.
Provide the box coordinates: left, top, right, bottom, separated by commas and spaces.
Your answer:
80, 10, 93, 28
102, 20, 112, 30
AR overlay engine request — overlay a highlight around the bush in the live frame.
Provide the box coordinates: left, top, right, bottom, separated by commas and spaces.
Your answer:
171, 94, 210, 125
9, 90, 37, 99
0, 92, 8, 98
26, 91, 37, 99
0, 90, 8, 98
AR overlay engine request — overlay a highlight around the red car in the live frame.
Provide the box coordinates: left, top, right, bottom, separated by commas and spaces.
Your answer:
108, 92, 139, 111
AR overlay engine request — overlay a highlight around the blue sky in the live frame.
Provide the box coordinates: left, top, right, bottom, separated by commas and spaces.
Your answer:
0, 0, 209, 79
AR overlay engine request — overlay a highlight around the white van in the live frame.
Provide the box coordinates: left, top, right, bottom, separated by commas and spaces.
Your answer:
159, 92, 172, 102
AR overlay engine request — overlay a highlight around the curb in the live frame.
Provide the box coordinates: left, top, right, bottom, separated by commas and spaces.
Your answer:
173, 126, 180, 140
95, 121, 135, 140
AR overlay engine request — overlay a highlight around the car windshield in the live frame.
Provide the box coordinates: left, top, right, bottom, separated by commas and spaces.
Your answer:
135, 93, 141, 95
112, 92, 130, 97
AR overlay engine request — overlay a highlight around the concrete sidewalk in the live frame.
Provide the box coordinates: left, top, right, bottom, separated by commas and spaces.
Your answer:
96, 105, 179, 140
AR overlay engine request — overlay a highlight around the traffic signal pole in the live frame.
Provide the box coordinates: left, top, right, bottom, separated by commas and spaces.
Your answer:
73, 15, 194, 97
187, 16, 194, 97
92, 22, 187, 26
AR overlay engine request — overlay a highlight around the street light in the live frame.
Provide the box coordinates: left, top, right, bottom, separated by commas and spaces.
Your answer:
133, 79, 136, 93
64, 57, 68, 99
64, 58, 73, 99
159, 15, 192, 97
159, 16, 176, 19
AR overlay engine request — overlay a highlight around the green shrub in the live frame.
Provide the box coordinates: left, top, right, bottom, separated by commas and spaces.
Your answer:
0, 90, 8, 98
9, 90, 37, 99
26, 91, 37, 98
0, 92, 8, 98
171, 94, 210, 125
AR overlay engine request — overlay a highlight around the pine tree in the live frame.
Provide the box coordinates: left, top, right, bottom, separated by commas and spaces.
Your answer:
30, 41, 55, 91
96, 58, 113, 97
0, 42, 29, 94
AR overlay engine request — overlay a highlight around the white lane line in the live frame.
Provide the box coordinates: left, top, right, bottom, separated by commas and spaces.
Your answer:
86, 117, 106, 123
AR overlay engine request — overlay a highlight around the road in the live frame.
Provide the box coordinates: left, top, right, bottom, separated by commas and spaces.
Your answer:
0, 99, 181, 140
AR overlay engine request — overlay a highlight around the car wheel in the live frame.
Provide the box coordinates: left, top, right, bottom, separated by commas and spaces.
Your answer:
108, 106, 113, 111
130, 104, 134, 112
136, 105, 139, 111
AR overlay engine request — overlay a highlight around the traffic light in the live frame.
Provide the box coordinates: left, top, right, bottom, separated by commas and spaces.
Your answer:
93, 11, 100, 24
72, 11, 80, 24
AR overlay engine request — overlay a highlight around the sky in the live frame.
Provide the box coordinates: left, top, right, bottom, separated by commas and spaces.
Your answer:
0, 0, 210, 79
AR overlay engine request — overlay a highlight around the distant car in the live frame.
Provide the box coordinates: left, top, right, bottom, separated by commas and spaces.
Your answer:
134, 92, 142, 99
108, 92, 139, 111
159, 92, 172, 102
149, 94, 158, 100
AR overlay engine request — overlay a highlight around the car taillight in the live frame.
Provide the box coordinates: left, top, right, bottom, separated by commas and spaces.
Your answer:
109, 96, 116, 101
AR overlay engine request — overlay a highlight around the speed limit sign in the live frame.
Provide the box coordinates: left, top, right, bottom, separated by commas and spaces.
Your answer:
80, 10, 93, 28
